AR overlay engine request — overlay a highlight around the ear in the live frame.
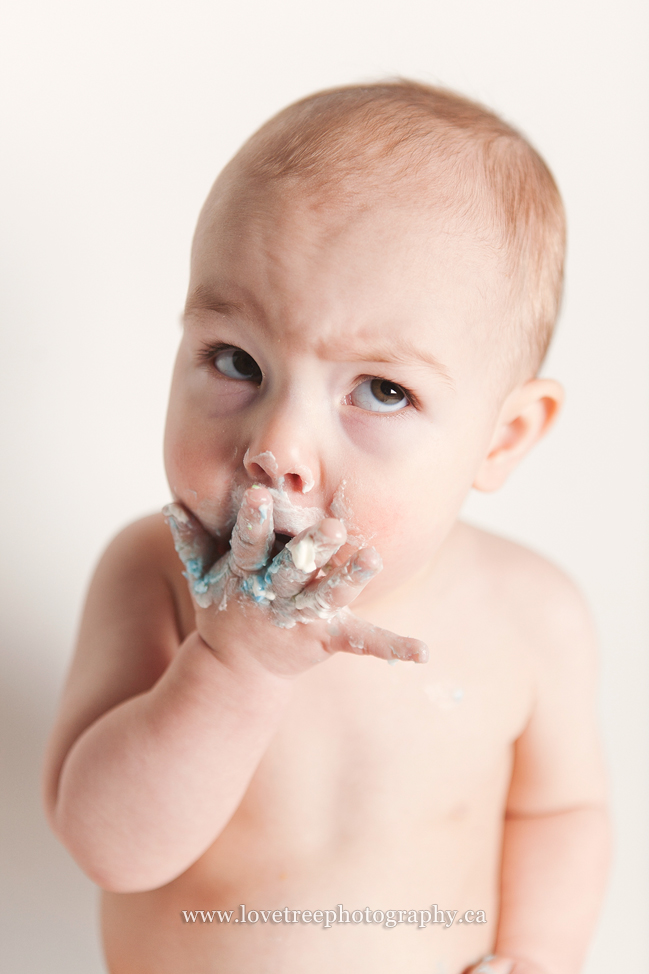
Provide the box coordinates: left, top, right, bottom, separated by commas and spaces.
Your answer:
473, 378, 564, 492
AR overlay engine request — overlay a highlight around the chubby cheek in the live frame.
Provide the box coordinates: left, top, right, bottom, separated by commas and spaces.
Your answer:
338, 443, 478, 589
164, 412, 241, 538
335, 485, 424, 586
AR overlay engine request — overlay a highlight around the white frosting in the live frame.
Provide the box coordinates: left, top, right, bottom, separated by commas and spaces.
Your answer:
269, 488, 325, 534
288, 536, 317, 573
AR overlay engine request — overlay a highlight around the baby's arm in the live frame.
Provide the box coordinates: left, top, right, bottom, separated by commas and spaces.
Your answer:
43, 489, 425, 893
467, 573, 611, 974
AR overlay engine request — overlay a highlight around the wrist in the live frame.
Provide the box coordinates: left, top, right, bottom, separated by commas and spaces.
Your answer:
189, 627, 298, 697
159, 622, 293, 739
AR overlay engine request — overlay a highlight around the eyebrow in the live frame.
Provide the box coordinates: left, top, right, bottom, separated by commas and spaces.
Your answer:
184, 285, 244, 317
317, 337, 454, 386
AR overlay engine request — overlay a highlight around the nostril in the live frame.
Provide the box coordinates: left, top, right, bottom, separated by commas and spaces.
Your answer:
243, 449, 280, 487
247, 462, 272, 486
283, 472, 304, 493
292, 464, 315, 494
243, 449, 315, 494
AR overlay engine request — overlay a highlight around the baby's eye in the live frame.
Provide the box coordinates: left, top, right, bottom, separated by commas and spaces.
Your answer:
350, 377, 410, 412
213, 347, 262, 383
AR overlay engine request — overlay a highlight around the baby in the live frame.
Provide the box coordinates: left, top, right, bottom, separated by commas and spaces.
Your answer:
44, 81, 610, 974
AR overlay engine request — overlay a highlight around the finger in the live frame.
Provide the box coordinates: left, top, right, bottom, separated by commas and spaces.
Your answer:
163, 502, 217, 580
265, 518, 347, 599
190, 553, 232, 609
295, 547, 382, 617
229, 485, 274, 574
327, 611, 429, 664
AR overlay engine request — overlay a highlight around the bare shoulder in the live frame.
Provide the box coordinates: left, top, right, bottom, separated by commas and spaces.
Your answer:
83, 510, 196, 662
454, 519, 598, 666
99, 511, 182, 583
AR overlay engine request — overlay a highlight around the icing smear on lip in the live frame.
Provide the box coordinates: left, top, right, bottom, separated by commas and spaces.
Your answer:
268, 487, 324, 535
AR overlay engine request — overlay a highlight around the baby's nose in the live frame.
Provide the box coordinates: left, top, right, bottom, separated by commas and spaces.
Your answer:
243, 448, 316, 495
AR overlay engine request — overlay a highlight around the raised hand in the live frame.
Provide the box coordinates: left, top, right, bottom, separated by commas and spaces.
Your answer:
164, 486, 428, 676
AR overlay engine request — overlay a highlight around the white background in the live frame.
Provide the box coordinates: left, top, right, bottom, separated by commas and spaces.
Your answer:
1, 1, 647, 970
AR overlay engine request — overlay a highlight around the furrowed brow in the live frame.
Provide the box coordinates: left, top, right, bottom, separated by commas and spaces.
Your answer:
319, 337, 454, 386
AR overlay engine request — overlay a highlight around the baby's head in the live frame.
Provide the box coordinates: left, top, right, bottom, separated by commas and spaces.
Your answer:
165, 80, 565, 595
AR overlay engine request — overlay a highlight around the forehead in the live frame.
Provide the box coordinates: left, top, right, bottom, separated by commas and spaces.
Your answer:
188, 176, 509, 361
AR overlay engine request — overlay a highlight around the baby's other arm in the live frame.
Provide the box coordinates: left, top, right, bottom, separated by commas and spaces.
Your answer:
467, 556, 611, 974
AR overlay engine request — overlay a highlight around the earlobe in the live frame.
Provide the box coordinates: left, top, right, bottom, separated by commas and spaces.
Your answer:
473, 379, 564, 492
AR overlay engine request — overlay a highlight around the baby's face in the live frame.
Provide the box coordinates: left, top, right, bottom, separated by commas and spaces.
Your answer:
165, 177, 513, 599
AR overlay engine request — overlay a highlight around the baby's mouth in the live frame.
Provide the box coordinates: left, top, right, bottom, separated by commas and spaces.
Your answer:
272, 531, 293, 556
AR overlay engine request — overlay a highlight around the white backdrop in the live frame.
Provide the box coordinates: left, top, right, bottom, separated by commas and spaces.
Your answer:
1, 1, 647, 970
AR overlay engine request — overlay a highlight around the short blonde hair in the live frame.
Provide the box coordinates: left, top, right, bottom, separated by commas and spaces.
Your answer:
233, 80, 565, 377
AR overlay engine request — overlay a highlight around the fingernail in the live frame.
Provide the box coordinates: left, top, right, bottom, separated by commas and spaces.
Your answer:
246, 484, 269, 502
347, 551, 382, 582
162, 502, 191, 526
314, 518, 346, 545
394, 640, 428, 664
241, 490, 271, 523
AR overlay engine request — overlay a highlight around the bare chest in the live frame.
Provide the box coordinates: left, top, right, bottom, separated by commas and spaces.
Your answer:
101, 566, 533, 974
225, 595, 532, 858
